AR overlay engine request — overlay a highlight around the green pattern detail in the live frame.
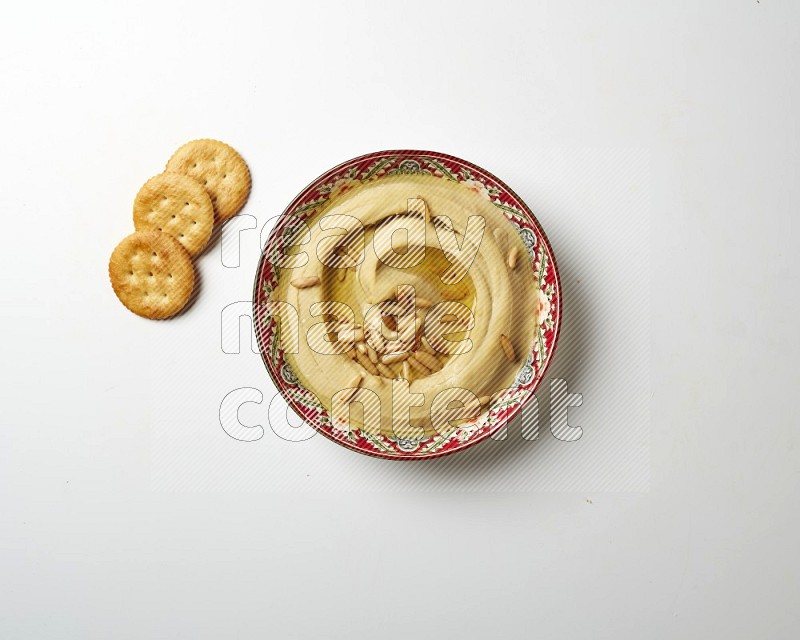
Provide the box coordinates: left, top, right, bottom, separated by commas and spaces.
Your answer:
360, 158, 394, 181
492, 200, 524, 218
358, 430, 396, 453
537, 327, 546, 362
424, 159, 458, 181
288, 388, 322, 410
418, 427, 459, 454
293, 197, 328, 215
538, 252, 548, 288
270, 332, 279, 366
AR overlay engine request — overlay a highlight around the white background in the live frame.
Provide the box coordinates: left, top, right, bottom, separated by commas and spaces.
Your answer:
1, 1, 798, 638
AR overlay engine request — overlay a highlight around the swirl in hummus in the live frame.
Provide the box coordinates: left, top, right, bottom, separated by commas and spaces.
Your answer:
270, 173, 538, 439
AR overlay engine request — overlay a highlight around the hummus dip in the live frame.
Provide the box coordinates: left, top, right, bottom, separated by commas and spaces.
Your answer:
272, 173, 538, 439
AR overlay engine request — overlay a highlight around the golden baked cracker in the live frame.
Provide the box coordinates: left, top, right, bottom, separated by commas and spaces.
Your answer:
133, 173, 214, 256
165, 139, 251, 222
109, 231, 195, 319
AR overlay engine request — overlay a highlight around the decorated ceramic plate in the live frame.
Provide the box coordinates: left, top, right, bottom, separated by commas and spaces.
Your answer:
254, 150, 561, 460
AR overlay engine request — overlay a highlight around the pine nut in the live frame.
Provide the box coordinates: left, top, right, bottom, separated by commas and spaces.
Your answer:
367, 344, 379, 364
420, 335, 436, 355
376, 363, 395, 378
382, 352, 410, 364
407, 357, 431, 375
507, 246, 519, 270
340, 372, 364, 403
500, 334, 515, 362
355, 348, 379, 375
372, 332, 387, 354
464, 398, 482, 415
290, 276, 320, 289
414, 350, 442, 372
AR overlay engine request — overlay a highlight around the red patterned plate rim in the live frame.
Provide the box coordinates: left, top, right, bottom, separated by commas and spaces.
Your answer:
253, 150, 562, 460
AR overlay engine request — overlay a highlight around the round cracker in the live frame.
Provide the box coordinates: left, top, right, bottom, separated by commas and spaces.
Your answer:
165, 139, 251, 222
133, 173, 214, 256
109, 231, 195, 319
